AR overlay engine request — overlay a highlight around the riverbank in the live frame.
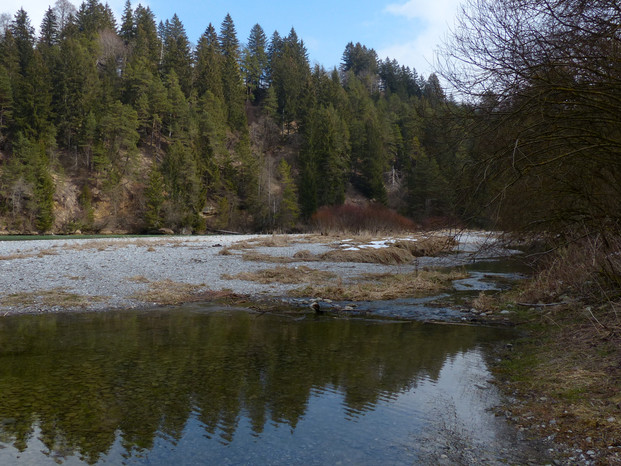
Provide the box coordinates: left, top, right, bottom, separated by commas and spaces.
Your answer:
1, 232, 617, 464
0, 231, 498, 316
489, 302, 621, 465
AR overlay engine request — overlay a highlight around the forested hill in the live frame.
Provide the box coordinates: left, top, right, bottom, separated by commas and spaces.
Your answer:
0, 0, 468, 234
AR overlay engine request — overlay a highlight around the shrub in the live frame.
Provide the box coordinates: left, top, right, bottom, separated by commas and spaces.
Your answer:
311, 203, 417, 234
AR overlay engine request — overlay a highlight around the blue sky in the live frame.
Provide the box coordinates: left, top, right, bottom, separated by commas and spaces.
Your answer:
2, 0, 463, 77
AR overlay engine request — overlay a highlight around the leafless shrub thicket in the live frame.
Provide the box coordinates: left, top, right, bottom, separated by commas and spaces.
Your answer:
439, 0, 621, 296
440, 0, 621, 233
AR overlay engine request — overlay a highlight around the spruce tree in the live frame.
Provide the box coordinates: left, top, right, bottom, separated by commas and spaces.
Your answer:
10, 8, 35, 73
39, 7, 59, 47
242, 24, 268, 100
120, 0, 135, 44
219, 14, 246, 130
194, 24, 223, 99
132, 5, 160, 69
276, 159, 299, 229
160, 14, 193, 96
144, 167, 165, 231
0, 65, 13, 147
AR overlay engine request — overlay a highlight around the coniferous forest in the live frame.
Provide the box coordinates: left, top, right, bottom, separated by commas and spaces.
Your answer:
0, 0, 466, 234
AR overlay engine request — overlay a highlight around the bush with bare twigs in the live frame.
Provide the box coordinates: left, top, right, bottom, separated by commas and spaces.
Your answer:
311, 204, 417, 234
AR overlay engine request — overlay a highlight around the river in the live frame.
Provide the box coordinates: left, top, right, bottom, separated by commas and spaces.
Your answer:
0, 289, 548, 464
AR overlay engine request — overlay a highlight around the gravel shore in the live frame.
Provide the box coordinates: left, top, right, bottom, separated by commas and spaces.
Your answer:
0, 232, 501, 315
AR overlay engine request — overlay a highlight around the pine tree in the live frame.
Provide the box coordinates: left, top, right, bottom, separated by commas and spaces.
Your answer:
39, 7, 59, 47
276, 159, 299, 229
160, 14, 192, 96
0, 65, 13, 147
161, 140, 201, 227
144, 167, 165, 230
242, 23, 268, 100
269, 28, 310, 132
76, 0, 116, 36
219, 14, 246, 130
132, 5, 159, 69
119, 0, 135, 44
54, 37, 99, 150
10, 8, 35, 73
194, 24, 223, 99
300, 104, 349, 215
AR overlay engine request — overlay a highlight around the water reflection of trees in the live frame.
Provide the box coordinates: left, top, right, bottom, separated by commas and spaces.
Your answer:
0, 310, 502, 463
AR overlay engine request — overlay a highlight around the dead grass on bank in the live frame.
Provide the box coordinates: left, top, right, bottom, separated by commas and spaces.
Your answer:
495, 303, 621, 461
231, 234, 456, 266
489, 233, 621, 462
290, 269, 468, 301
319, 236, 456, 265
0, 248, 59, 261
131, 279, 205, 305
222, 266, 336, 285
1, 288, 107, 309
226, 235, 295, 250
241, 251, 298, 263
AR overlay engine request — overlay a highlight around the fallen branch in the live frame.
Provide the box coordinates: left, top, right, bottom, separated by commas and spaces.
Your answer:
517, 302, 562, 307
205, 227, 243, 235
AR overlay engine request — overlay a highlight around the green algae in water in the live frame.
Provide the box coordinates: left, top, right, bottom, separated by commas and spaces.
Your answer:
0, 307, 519, 464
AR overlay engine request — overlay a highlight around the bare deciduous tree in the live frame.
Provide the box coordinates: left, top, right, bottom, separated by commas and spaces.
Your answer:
440, 0, 621, 236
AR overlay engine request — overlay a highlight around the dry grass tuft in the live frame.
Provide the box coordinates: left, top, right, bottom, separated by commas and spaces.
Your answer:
127, 275, 151, 283
131, 279, 205, 305
0, 253, 31, 261
241, 251, 297, 263
290, 269, 468, 301
517, 233, 621, 305
471, 291, 500, 312
320, 246, 414, 265
37, 248, 59, 257
223, 265, 336, 285
292, 249, 317, 261
1, 288, 107, 308
319, 236, 456, 265
227, 235, 293, 250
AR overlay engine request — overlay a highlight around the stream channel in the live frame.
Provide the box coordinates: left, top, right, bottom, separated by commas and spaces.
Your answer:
0, 254, 551, 464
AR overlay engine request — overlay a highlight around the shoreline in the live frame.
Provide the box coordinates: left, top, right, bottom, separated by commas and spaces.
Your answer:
2, 232, 616, 463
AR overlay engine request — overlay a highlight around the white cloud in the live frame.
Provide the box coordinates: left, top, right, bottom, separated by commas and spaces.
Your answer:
381, 0, 463, 76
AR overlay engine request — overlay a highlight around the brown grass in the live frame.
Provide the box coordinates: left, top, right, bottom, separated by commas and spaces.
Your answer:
127, 275, 151, 283
290, 269, 468, 301
319, 236, 457, 265
218, 247, 233, 255
227, 235, 294, 250
1, 288, 107, 308
0, 248, 59, 260
517, 233, 621, 305
471, 291, 501, 312
494, 303, 621, 462
241, 251, 298, 263
131, 279, 205, 305
223, 265, 336, 285
0, 253, 31, 261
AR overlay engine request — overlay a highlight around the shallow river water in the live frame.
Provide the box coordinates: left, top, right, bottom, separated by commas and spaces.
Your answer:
0, 304, 547, 465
